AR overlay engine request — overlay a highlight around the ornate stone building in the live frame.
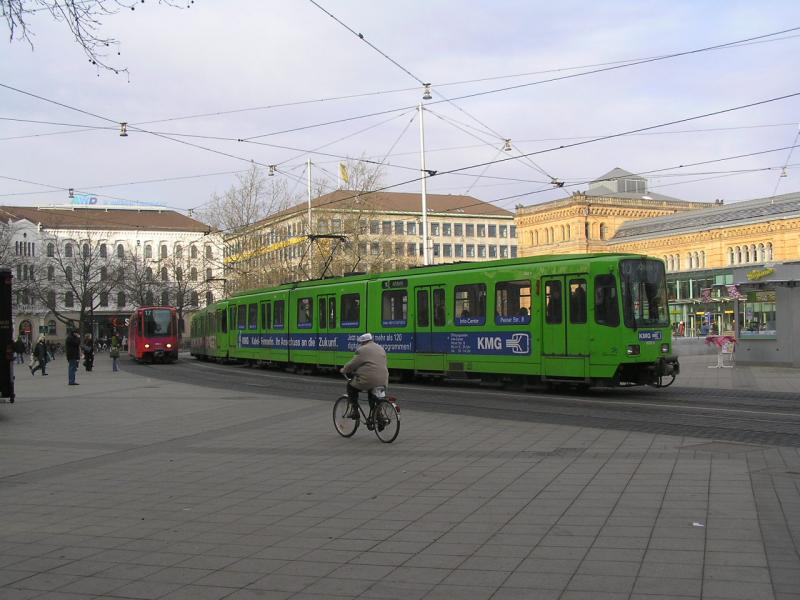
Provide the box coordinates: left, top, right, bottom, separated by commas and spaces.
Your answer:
515, 167, 800, 345
516, 168, 708, 255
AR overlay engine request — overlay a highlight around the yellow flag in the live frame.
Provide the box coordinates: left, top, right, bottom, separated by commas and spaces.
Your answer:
339, 162, 350, 184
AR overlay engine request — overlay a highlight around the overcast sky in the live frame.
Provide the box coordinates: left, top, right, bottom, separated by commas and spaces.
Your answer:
2, 0, 799, 219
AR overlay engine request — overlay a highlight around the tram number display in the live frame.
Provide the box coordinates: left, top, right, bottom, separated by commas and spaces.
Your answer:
381, 279, 407, 289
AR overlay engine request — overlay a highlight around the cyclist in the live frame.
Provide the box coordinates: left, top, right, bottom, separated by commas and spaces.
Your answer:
340, 333, 389, 428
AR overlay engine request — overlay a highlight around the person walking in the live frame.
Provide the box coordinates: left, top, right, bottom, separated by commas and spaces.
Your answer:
66, 329, 81, 385
13, 336, 26, 364
110, 334, 121, 372
82, 334, 95, 372
30, 336, 49, 376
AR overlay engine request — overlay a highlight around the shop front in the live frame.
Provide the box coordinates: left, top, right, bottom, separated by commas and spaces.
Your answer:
666, 269, 735, 338
731, 262, 800, 366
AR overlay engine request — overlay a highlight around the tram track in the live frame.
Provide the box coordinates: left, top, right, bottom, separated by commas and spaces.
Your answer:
128, 356, 800, 447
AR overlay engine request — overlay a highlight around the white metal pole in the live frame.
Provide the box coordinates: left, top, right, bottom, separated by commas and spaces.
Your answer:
418, 102, 430, 266
307, 157, 313, 278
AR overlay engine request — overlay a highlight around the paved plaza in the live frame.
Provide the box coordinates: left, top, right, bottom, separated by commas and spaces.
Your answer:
0, 354, 798, 600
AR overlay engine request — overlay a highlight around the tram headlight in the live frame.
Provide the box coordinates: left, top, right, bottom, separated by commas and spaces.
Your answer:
166, 343, 172, 349
660, 343, 670, 353
626, 344, 640, 356
144, 343, 150, 349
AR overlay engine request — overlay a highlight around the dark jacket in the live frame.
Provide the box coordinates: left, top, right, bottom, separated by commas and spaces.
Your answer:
65, 333, 81, 361
34, 341, 49, 364
13, 339, 25, 354
342, 341, 389, 391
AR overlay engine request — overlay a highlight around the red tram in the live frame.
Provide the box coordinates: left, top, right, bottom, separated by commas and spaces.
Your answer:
128, 306, 179, 363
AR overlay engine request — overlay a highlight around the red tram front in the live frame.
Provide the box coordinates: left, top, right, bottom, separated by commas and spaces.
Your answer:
128, 306, 178, 363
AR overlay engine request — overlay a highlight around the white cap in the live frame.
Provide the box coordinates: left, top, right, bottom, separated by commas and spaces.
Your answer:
357, 333, 373, 343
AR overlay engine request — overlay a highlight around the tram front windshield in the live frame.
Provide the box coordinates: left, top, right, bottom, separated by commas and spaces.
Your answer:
143, 309, 173, 337
620, 259, 670, 329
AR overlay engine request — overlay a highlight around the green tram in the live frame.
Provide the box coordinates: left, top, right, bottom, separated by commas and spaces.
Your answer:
190, 253, 679, 388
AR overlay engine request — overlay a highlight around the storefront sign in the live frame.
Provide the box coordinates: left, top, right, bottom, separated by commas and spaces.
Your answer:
747, 291, 776, 302
747, 267, 775, 281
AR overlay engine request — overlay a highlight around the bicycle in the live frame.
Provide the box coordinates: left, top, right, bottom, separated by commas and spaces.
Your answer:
333, 377, 400, 443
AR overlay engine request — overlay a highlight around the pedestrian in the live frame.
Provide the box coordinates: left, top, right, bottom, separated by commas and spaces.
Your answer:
13, 335, 25, 364
66, 329, 81, 385
110, 333, 121, 372
82, 334, 94, 372
30, 336, 49, 376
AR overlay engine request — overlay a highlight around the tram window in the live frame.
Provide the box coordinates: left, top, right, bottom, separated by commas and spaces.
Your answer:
569, 280, 587, 324
495, 280, 531, 324
237, 304, 247, 330
248, 303, 258, 330
274, 300, 285, 329
455, 284, 486, 325
382, 290, 408, 326
340, 294, 360, 328
297, 298, 313, 328
229, 306, 236, 330
219, 309, 227, 333
433, 289, 447, 326
545, 281, 562, 324
595, 274, 620, 326
319, 298, 327, 329
328, 297, 336, 327
417, 290, 429, 327
261, 302, 271, 330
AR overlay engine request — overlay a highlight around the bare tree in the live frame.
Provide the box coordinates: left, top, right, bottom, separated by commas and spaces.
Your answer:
32, 232, 117, 336
159, 248, 208, 337
116, 246, 158, 308
1, 0, 194, 74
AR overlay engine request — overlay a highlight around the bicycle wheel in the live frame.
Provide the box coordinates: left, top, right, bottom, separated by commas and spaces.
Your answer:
373, 400, 400, 443
333, 395, 359, 437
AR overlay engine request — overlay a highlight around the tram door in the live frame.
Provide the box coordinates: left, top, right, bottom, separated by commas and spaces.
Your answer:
414, 286, 446, 371
541, 276, 589, 378
216, 307, 228, 357
317, 295, 337, 366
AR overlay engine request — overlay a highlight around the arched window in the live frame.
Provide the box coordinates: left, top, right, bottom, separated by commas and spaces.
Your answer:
160, 244, 167, 259
190, 245, 198, 259
64, 243, 73, 258
750, 245, 756, 262
728, 247, 734, 265
82, 243, 90, 258
758, 243, 765, 262
46, 290, 56, 308
693, 252, 699, 268
117, 267, 124, 283
65, 291, 73, 307
145, 291, 154, 305
161, 290, 169, 305
144, 244, 152, 259
117, 244, 124, 258
744, 246, 750, 263
584, 222, 590, 240
667, 256, 674, 271
117, 291, 126, 308
65, 266, 72, 281
190, 291, 199, 307
560, 225, 566, 240
176, 267, 183, 281
599, 223, 608, 240
565, 225, 570, 241
175, 245, 183, 259
146, 267, 153, 281
205, 245, 213, 259
190, 267, 197, 282
47, 242, 55, 257
47, 266, 55, 281
100, 267, 108, 281
206, 267, 212, 281
99, 244, 107, 258
160, 267, 168, 282
205, 291, 214, 305
687, 253, 693, 269
99, 292, 108, 307
767, 242, 773, 260
675, 255, 680, 270
700, 251, 705, 268
736, 246, 742, 263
